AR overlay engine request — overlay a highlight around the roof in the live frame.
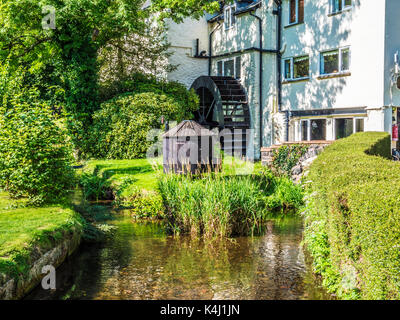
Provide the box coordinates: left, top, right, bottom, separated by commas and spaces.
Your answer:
162, 120, 217, 138
207, 0, 261, 23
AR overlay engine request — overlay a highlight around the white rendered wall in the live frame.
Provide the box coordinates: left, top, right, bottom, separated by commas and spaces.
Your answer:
165, 18, 209, 88
280, 0, 386, 113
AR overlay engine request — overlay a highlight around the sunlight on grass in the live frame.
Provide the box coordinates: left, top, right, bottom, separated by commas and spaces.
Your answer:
84, 156, 262, 196
0, 192, 82, 275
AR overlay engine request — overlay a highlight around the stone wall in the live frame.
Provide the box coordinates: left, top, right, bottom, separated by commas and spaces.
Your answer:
261, 141, 332, 182
0, 227, 82, 300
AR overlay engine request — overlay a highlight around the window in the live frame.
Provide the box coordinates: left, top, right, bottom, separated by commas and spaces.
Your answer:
289, 0, 304, 25
330, 0, 352, 14
224, 6, 236, 30
300, 119, 327, 141
224, 60, 234, 77
320, 47, 350, 75
235, 56, 241, 79
341, 47, 350, 71
217, 61, 223, 76
216, 57, 242, 79
335, 118, 354, 139
310, 119, 327, 140
284, 56, 309, 80
354, 118, 365, 133
334, 117, 365, 139
301, 120, 308, 141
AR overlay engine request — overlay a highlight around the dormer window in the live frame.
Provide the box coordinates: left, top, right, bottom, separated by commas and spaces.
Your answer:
224, 5, 236, 30
330, 0, 352, 14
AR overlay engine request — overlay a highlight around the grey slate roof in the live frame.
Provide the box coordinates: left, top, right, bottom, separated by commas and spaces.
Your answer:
162, 120, 217, 138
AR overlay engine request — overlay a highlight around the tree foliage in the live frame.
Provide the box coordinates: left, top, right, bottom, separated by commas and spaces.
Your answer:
89, 74, 199, 159
150, 0, 229, 22
0, 0, 174, 155
0, 88, 75, 205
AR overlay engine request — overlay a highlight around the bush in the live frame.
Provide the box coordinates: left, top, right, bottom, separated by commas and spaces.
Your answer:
79, 173, 113, 202
119, 188, 164, 220
88, 75, 199, 159
158, 171, 303, 238
264, 175, 304, 212
304, 132, 400, 299
271, 144, 309, 176
0, 90, 74, 205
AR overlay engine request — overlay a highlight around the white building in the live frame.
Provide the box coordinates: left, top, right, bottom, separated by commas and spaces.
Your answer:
164, 0, 400, 159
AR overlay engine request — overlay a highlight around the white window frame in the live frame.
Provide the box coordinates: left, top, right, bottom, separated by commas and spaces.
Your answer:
300, 119, 311, 141
216, 57, 241, 79
333, 117, 366, 140
330, 0, 352, 14
320, 46, 351, 76
283, 55, 310, 81
299, 118, 328, 141
224, 5, 236, 30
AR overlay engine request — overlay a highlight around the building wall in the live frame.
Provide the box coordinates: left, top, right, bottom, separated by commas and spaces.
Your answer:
165, 17, 209, 88
278, 0, 388, 143
384, 0, 400, 107
166, 0, 397, 157
209, 3, 278, 159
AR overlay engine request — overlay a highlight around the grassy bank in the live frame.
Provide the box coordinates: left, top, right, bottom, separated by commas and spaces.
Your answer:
304, 132, 400, 299
0, 192, 83, 281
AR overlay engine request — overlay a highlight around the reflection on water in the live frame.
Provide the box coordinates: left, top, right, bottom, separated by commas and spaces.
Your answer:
26, 211, 331, 300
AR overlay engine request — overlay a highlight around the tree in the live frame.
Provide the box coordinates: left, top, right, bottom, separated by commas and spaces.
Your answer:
0, 0, 154, 154
150, 0, 232, 22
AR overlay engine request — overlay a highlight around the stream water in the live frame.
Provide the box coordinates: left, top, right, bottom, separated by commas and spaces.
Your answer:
27, 210, 331, 300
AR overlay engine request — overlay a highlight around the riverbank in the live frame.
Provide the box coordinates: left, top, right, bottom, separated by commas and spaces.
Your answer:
0, 192, 83, 300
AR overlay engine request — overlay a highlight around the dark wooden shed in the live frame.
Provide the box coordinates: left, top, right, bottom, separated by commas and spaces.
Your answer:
162, 120, 221, 174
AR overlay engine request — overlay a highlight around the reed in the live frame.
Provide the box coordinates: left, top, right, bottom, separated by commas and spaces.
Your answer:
158, 170, 303, 238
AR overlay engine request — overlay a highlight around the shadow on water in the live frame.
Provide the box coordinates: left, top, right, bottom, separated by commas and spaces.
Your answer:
26, 209, 332, 300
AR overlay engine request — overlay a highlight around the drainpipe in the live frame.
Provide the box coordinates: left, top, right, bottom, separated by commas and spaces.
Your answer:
209, 21, 222, 76
250, 10, 264, 150
273, 0, 288, 142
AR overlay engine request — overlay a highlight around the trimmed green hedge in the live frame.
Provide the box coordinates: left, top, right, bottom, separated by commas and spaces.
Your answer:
304, 132, 400, 299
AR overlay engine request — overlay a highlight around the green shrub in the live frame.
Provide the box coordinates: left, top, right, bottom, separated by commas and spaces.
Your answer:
120, 188, 164, 220
264, 175, 304, 213
304, 132, 400, 299
79, 173, 113, 202
158, 171, 303, 238
88, 76, 199, 159
271, 144, 309, 176
0, 90, 74, 205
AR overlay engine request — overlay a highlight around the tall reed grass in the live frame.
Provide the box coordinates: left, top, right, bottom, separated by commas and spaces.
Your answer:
158, 171, 303, 238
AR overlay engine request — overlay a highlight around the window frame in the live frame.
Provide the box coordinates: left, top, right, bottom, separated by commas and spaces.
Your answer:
298, 118, 328, 141
283, 55, 310, 81
288, 0, 304, 26
333, 117, 366, 140
216, 56, 242, 79
353, 117, 365, 133
224, 5, 236, 30
330, 0, 352, 15
320, 47, 351, 76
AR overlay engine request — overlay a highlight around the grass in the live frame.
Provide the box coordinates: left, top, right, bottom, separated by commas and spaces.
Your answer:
81, 156, 263, 198
0, 192, 83, 278
83, 158, 161, 195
